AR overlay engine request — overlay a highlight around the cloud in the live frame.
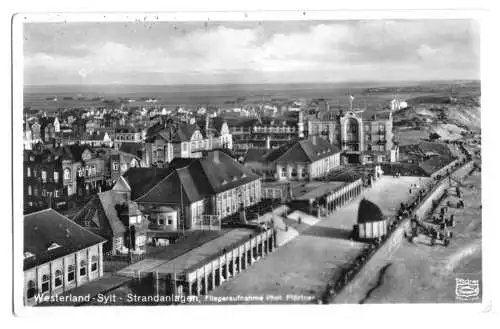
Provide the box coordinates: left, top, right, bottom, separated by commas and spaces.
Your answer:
23, 20, 480, 85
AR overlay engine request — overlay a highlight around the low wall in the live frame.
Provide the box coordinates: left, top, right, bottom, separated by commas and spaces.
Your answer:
332, 160, 474, 303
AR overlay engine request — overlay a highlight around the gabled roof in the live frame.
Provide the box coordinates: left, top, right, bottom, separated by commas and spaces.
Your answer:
73, 191, 128, 240
85, 132, 108, 141
24, 209, 106, 271
119, 142, 144, 157
135, 151, 260, 205
147, 121, 200, 143
133, 169, 201, 205
121, 167, 172, 200
265, 138, 341, 164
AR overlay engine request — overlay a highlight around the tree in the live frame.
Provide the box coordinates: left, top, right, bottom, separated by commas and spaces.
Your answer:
429, 132, 441, 141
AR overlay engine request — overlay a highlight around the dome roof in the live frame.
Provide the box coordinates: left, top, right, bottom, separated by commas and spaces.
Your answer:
357, 198, 384, 224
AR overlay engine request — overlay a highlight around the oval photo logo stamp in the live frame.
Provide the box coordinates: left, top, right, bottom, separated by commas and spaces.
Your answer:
455, 278, 480, 301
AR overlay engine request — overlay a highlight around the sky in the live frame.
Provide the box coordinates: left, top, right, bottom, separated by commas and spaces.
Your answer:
23, 19, 480, 85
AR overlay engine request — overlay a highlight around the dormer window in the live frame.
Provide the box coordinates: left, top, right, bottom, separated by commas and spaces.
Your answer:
24, 251, 35, 259
241, 173, 247, 178
222, 180, 227, 185
232, 176, 238, 182
47, 242, 61, 251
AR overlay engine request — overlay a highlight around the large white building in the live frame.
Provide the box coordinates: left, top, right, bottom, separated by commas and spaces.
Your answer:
23, 209, 106, 305
244, 136, 342, 181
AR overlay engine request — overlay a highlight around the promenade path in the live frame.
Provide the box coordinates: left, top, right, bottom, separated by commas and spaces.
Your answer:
209, 176, 429, 303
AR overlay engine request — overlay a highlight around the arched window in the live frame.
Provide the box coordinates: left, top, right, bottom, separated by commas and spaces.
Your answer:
91, 255, 98, 272
63, 168, 71, 180
26, 280, 36, 299
79, 260, 87, 276
41, 274, 50, 293
67, 265, 75, 282
54, 270, 63, 288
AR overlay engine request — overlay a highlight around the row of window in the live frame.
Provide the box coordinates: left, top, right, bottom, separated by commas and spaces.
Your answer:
26, 258, 98, 299
218, 189, 259, 217
112, 162, 128, 172
281, 157, 338, 179
26, 168, 60, 182
219, 182, 259, 201
115, 134, 141, 141
282, 166, 308, 178
365, 135, 387, 142
364, 124, 386, 132
218, 195, 257, 217
26, 186, 61, 198
253, 126, 296, 133
367, 145, 386, 152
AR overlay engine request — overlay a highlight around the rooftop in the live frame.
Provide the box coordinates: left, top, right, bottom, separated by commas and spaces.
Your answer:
118, 228, 257, 278
293, 181, 349, 201
24, 209, 106, 271
357, 198, 385, 224
265, 137, 341, 164
120, 167, 172, 200
135, 151, 261, 204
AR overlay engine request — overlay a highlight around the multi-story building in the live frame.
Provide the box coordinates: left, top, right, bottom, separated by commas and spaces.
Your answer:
24, 145, 110, 210
24, 149, 66, 212
113, 125, 144, 148
39, 117, 58, 143
109, 150, 142, 183
80, 132, 113, 148
229, 112, 304, 155
24, 209, 106, 305
73, 191, 148, 255
244, 136, 342, 181
306, 109, 397, 164
113, 150, 261, 227
197, 116, 233, 150
31, 121, 42, 142
85, 120, 101, 134
144, 118, 232, 167
71, 119, 87, 139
